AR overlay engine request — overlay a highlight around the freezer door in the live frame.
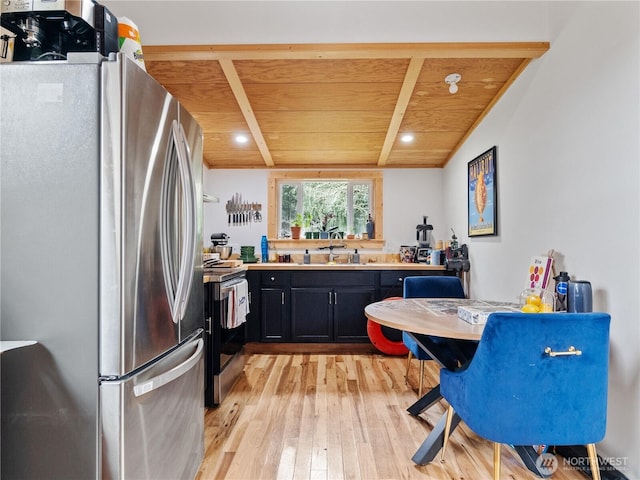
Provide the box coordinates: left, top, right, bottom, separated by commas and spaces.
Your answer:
100, 336, 205, 480
101, 56, 204, 376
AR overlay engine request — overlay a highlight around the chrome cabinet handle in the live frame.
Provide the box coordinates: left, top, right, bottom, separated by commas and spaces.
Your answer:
544, 346, 582, 357
271, 276, 275, 281
281, 292, 285, 305
334, 292, 338, 304
328, 291, 333, 305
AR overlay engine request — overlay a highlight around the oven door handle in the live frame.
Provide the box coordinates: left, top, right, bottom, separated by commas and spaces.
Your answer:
218, 277, 247, 300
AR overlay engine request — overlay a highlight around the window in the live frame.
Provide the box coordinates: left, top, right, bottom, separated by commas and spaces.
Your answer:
268, 171, 383, 240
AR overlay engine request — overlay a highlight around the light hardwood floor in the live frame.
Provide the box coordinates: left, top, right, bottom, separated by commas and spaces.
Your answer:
196, 352, 589, 480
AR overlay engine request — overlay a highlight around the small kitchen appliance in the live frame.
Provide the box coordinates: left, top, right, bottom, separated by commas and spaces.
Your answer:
211, 232, 232, 258
0, 0, 119, 62
211, 232, 230, 246
415, 216, 433, 263
445, 243, 470, 272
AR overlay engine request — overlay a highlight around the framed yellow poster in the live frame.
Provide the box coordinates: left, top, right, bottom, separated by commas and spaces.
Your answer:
468, 146, 497, 237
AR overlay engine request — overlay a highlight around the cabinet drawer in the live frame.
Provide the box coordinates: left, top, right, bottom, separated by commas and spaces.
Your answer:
380, 271, 442, 287
380, 271, 410, 287
291, 271, 376, 287
261, 271, 291, 286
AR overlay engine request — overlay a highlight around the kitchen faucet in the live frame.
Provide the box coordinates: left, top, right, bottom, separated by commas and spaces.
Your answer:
319, 242, 345, 263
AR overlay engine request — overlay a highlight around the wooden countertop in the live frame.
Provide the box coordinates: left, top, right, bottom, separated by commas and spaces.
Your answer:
203, 262, 444, 282
246, 262, 445, 271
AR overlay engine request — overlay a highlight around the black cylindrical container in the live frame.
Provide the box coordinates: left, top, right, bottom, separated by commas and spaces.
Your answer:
567, 280, 593, 312
554, 271, 570, 311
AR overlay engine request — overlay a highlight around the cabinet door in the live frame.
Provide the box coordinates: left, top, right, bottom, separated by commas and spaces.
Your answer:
245, 271, 261, 342
333, 287, 377, 342
261, 288, 289, 341
290, 288, 332, 342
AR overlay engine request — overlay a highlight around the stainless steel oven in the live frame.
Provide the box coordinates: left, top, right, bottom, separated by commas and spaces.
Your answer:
204, 266, 247, 407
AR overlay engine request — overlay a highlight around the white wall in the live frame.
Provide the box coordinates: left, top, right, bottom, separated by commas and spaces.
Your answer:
203, 168, 445, 253
203, 169, 268, 253
382, 169, 446, 251
443, 3, 640, 476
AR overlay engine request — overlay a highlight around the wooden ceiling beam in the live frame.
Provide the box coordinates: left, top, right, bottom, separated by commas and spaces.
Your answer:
218, 58, 274, 167
144, 42, 550, 62
377, 57, 424, 167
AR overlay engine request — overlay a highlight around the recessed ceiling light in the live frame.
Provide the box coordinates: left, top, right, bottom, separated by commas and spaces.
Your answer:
401, 134, 414, 143
235, 134, 249, 144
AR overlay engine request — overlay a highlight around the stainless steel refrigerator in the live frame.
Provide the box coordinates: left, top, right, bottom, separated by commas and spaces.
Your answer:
0, 53, 205, 479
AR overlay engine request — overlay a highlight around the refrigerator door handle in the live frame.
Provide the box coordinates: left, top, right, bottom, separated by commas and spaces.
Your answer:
133, 338, 203, 397
173, 121, 197, 321
161, 120, 197, 323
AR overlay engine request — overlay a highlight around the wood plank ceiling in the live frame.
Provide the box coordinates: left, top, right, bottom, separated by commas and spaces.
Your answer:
144, 43, 549, 170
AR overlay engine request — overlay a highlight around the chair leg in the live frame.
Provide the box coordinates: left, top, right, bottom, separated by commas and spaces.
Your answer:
441, 405, 454, 461
493, 443, 501, 480
586, 443, 601, 480
405, 351, 413, 380
418, 360, 425, 397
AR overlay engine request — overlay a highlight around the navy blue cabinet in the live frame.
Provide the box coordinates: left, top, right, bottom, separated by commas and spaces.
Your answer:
259, 271, 290, 342
290, 271, 376, 342
246, 268, 452, 343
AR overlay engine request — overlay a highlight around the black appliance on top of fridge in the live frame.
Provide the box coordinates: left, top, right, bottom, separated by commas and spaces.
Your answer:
1, 52, 205, 479
0, 0, 119, 62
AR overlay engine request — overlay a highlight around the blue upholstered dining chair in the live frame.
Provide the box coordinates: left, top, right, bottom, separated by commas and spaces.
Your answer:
402, 276, 466, 396
440, 312, 611, 480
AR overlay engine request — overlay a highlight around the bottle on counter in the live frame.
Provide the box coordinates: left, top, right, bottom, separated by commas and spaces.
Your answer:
352, 249, 360, 264
261, 235, 269, 263
366, 214, 375, 240
554, 271, 570, 311
303, 249, 311, 264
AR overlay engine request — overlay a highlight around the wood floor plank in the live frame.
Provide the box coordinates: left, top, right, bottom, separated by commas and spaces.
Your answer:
196, 352, 589, 480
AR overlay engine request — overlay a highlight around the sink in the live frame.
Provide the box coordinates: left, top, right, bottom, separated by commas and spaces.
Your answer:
297, 262, 364, 266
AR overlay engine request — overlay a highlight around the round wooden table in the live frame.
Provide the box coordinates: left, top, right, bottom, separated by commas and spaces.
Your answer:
365, 298, 485, 341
